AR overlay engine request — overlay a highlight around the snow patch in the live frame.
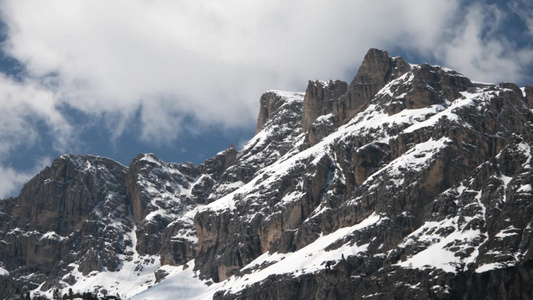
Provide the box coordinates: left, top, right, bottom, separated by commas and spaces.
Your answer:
366, 137, 451, 187
131, 261, 211, 300
40, 231, 68, 241
475, 262, 508, 273
219, 213, 381, 294
495, 226, 520, 239
517, 184, 532, 193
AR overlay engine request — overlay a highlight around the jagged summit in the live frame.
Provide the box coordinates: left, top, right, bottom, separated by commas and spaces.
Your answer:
301, 49, 412, 133
2, 49, 533, 299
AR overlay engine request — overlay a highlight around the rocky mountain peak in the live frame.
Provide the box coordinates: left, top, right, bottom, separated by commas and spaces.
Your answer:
353, 48, 411, 85
2, 49, 533, 299
11, 154, 127, 235
301, 80, 348, 133
302, 49, 412, 136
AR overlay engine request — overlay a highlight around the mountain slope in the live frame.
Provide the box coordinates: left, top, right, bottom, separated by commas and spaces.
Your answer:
1, 48, 533, 299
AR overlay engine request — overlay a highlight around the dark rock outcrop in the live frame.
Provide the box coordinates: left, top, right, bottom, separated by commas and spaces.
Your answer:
525, 85, 533, 108
500, 82, 523, 97
341, 48, 411, 118
307, 113, 336, 146
125, 154, 204, 257
201, 146, 238, 180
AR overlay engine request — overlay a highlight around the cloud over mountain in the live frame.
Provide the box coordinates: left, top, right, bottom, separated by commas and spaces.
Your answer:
0, 0, 531, 197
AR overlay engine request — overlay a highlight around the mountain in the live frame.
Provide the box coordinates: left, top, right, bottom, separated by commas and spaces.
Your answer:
1, 48, 533, 299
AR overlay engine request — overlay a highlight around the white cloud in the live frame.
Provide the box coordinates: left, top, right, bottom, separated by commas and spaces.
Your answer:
0, 1, 462, 139
0, 0, 531, 157
436, 4, 533, 84
0, 166, 33, 198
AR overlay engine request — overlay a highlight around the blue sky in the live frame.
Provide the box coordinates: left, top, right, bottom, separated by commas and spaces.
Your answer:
0, 0, 532, 197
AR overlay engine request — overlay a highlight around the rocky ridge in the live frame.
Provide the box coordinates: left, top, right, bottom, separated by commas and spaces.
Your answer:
0, 49, 533, 299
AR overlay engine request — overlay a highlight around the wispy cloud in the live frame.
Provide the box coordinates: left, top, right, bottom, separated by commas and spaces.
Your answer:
0, 73, 68, 197
436, 3, 533, 84
508, 0, 533, 36
0, 74, 72, 156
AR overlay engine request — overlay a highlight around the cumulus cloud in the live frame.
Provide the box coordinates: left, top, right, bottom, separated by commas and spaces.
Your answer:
0, 0, 531, 166
0, 1, 462, 141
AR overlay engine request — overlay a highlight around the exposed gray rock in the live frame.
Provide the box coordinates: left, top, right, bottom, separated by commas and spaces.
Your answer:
301, 80, 347, 133
256, 91, 292, 134
0, 155, 133, 296
194, 50, 533, 299
306, 113, 336, 146
301, 49, 411, 133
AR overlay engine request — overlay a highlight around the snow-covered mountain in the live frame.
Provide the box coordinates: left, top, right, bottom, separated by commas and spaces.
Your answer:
1, 48, 533, 299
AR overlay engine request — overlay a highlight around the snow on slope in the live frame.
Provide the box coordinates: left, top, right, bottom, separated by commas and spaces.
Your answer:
125, 81, 504, 297
394, 141, 533, 275
201, 82, 494, 215
135, 154, 198, 221
364, 137, 451, 187
126, 82, 513, 298
33, 225, 162, 299
131, 262, 211, 300
395, 214, 484, 273
222, 214, 381, 292
129, 213, 382, 300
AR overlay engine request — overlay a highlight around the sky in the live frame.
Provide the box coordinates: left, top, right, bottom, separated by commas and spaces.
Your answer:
0, 0, 532, 198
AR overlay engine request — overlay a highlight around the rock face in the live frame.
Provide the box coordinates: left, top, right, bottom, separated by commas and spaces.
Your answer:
126, 154, 203, 256
525, 85, 533, 108
2, 48, 533, 300
0, 155, 133, 296
302, 49, 412, 134
342, 48, 411, 118
301, 80, 348, 133
256, 91, 291, 134
0, 89, 306, 299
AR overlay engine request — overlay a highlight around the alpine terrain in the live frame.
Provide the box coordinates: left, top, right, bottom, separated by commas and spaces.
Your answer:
1, 48, 533, 299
